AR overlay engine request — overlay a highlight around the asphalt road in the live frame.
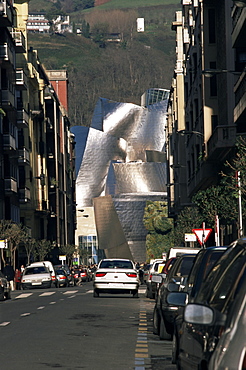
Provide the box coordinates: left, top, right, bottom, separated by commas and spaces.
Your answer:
0, 283, 176, 370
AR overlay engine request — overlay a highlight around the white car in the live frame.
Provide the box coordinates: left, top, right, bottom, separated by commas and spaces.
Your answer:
93, 258, 139, 298
21, 265, 52, 289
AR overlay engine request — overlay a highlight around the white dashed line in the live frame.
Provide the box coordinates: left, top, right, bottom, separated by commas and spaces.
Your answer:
15, 293, 33, 299
63, 290, 78, 294
49, 301, 56, 305
39, 292, 56, 296
20, 313, 31, 317
37, 306, 45, 310
0, 322, 10, 326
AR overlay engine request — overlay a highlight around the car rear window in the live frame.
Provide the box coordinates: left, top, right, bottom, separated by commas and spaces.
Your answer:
99, 260, 133, 269
175, 256, 196, 277
24, 266, 49, 275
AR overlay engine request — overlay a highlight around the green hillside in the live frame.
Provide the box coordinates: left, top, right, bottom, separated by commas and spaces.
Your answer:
28, 1, 180, 126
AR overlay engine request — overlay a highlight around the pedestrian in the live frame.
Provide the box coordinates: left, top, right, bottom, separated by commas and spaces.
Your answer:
2, 263, 15, 291
14, 268, 22, 290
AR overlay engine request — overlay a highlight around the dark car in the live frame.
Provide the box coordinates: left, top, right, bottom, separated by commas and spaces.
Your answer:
55, 269, 70, 288
170, 246, 227, 364
168, 238, 245, 370
54, 264, 75, 286
0, 271, 11, 301
153, 254, 198, 340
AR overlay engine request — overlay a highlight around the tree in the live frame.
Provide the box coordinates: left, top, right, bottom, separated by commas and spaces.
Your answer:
21, 235, 36, 266
143, 201, 174, 261
33, 240, 53, 262
59, 244, 76, 266
0, 221, 27, 269
173, 206, 203, 247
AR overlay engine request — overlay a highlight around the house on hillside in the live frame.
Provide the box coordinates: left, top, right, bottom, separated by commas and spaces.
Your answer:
27, 13, 72, 34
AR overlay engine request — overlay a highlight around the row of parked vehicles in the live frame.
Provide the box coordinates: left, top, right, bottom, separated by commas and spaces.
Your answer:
21, 262, 94, 289
146, 239, 246, 370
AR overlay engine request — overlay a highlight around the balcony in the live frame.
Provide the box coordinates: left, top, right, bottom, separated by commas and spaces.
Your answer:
18, 147, 30, 165
19, 187, 31, 203
17, 108, 29, 128
4, 178, 18, 193
0, 42, 15, 65
12, 30, 26, 53
0, 0, 15, 27
3, 133, 16, 151
2, 89, 15, 109
207, 125, 237, 160
16, 68, 28, 90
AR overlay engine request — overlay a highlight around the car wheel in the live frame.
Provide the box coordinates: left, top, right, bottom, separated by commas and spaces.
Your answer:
146, 287, 153, 299
0, 288, 4, 301
5, 291, 11, 300
153, 306, 160, 335
132, 290, 138, 298
93, 289, 99, 297
159, 315, 172, 340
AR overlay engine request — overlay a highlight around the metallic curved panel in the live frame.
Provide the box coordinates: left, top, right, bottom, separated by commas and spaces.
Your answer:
113, 162, 167, 194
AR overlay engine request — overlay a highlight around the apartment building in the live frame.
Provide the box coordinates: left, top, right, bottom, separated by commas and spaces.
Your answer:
0, 0, 76, 265
167, 0, 246, 242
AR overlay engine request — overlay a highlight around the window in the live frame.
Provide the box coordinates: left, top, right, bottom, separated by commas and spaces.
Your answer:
208, 8, 216, 44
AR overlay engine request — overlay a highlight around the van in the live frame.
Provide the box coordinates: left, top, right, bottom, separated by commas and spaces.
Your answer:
28, 261, 56, 283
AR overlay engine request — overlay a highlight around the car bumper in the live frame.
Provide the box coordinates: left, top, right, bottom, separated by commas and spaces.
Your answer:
22, 281, 52, 289
94, 282, 139, 292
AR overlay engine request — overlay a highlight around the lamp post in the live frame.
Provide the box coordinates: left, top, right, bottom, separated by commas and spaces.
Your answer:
176, 129, 204, 138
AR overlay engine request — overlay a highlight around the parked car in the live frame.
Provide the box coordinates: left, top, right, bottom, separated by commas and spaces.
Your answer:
170, 246, 228, 364
145, 259, 166, 299
28, 261, 56, 284
93, 258, 139, 298
0, 271, 11, 300
167, 237, 245, 370
208, 275, 246, 370
21, 265, 52, 289
80, 268, 90, 282
150, 257, 177, 301
153, 254, 198, 340
55, 268, 70, 288
143, 263, 152, 284
54, 264, 75, 286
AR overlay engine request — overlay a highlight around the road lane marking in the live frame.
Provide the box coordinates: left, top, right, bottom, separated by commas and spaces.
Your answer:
15, 293, 33, 299
49, 301, 56, 304
63, 290, 78, 294
20, 313, 31, 316
39, 292, 56, 296
0, 322, 10, 326
37, 306, 45, 310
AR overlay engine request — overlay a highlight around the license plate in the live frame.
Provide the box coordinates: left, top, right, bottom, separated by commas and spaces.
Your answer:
108, 283, 123, 288
32, 282, 42, 285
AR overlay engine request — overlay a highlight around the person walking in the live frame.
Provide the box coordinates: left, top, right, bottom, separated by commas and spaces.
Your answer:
3, 263, 15, 291
14, 268, 22, 290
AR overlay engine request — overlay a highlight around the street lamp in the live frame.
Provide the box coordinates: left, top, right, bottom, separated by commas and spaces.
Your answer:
176, 129, 204, 138
233, 0, 246, 7
202, 68, 243, 77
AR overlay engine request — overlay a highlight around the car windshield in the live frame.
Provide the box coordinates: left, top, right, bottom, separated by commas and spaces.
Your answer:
100, 260, 133, 269
56, 269, 66, 275
24, 266, 49, 275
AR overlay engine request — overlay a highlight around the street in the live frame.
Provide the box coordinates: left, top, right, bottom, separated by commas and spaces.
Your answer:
0, 283, 175, 370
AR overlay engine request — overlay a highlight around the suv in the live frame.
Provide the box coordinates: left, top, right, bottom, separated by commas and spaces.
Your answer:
0, 271, 11, 301
153, 254, 198, 340
168, 238, 245, 370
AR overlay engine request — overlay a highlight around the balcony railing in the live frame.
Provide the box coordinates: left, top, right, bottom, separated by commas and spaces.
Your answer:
17, 108, 29, 128
16, 68, 28, 90
2, 89, 15, 108
207, 125, 237, 159
3, 133, 16, 151
0, 42, 15, 65
4, 178, 18, 193
0, 0, 15, 27
19, 187, 31, 202
18, 147, 30, 165
12, 30, 26, 53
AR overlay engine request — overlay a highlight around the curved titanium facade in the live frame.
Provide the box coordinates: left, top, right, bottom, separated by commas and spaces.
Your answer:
75, 95, 169, 261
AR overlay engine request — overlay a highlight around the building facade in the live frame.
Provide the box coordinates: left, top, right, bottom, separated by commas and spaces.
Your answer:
0, 0, 76, 267
167, 0, 246, 243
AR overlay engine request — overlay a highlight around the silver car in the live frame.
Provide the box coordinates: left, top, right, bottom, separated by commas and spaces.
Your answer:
21, 265, 52, 289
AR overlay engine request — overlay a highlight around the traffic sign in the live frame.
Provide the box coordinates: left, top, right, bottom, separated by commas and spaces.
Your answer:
192, 228, 212, 246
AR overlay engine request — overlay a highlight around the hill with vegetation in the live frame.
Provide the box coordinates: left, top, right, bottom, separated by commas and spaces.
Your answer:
28, 0, 180, 126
